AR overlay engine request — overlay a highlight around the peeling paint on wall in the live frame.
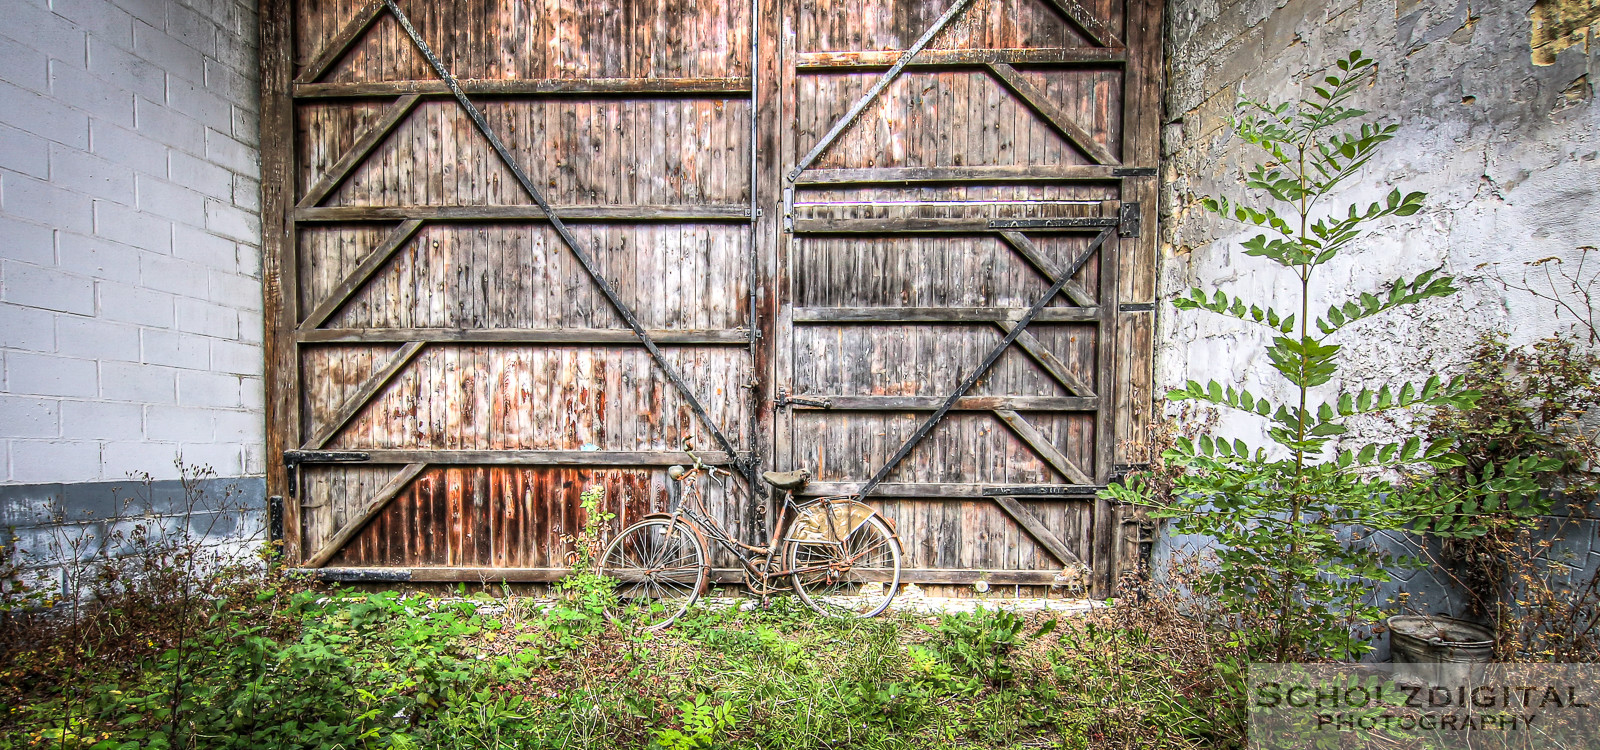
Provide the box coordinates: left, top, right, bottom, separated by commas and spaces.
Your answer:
1532, 0, 1600, 65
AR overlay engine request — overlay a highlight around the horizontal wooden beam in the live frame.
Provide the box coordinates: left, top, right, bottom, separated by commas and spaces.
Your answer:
795, 164, 1140, 185
796, 47, 1125, 69
298, 450, 744, 466
791, 216, 1118, 233
295, 204, 752, 223
787, 395, 1097, 411
293, 77, 753, 99
792, 306, 1098, 324
299, 327, 751, 346
305, 566, 1084, 586
800, 482, 1100, 498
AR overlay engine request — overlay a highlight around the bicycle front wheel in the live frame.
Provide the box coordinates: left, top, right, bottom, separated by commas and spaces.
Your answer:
598, 518, 707, 630
786, 514, 901, 618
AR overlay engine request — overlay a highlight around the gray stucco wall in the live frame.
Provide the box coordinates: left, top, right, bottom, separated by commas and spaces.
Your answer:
1155, 0, 1599, 653
0, 0, 265, 592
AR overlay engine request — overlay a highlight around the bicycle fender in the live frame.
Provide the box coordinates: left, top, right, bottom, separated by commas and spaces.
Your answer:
783, 498, 877, 544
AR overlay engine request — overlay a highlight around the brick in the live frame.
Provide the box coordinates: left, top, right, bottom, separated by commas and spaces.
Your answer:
233, 242, 260, 278
236, 309, 262, 344
209, 339, 259, 375
239, 375, 262, 408
135, 174, 205, 221
167, 150, 231, 195
97, 281, 173, 327
0, 303, 57, 351
0, 172, 95, 234
165, 2, 218, 56
131, 96, 204, 154
0, 395, 60, 438
12, 440, 101, 483
0, 4, 88, 68
5, 351, 98, 398
140, 328, 208, 369
171, 224, 235, 269
231, 173, 258, 211
107, 0, 167, 30
48, 62, 136, 130
175, 296, 237, 338
101, 440, 179, 479
242, 441, 263, 474
229, 104, 258, 143
131, 21, 203, 83
100, 360, 175, 403
174, 442, 241, 476
168, 78, 233, 132
86, 37, 167, 101
205, 59, 255, 109
146, 405, 214, 441
203, 198, 256, 243
1, 261, 96, 315
139, 252, 207, 298
93, 200, 169, 253
59, 400, 143, 440
49, 144, 135, 204
57, 316, 140, 361
48, 0, 137, 50
0, 216, 56, 266
0, 36, 48, 95
0, 81, 90, 149
177, 370, 239, 408
203, 128, 256, 175
213, 409, 261, 441
0, 124, 50, 180
89, 121, 168, 178
57, 232, 141, 283
207, 270, 258, 310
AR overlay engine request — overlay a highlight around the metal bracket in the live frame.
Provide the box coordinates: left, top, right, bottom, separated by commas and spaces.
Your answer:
987, 217, 1119, 230
1118, 202, 1141, 238
775, 388, 831, 409
283, 450, 371, 497
982, 485, 1103, 497
782, 186, 794, 234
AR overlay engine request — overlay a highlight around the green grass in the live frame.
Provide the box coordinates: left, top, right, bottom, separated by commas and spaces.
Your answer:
1, 581, 1245, 750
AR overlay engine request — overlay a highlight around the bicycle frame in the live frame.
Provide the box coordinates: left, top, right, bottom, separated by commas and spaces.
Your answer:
661, 455, 869, 600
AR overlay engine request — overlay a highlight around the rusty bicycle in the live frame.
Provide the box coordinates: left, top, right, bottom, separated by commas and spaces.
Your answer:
596, 447, 903, 629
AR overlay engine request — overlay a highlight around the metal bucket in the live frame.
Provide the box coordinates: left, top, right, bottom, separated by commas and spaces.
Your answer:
1386, 614, 1494, 687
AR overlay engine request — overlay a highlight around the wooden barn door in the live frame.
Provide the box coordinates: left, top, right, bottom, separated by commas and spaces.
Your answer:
261, 0, 762, 577
769, 0, 1162, 596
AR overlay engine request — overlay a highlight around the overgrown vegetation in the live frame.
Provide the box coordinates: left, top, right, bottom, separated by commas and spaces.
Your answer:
1107, 50, 1476, 663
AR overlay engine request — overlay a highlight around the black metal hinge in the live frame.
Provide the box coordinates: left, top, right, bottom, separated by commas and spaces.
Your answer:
1118, 202, 1141, 238
774, 388, 831, 409
283, 450, 371, 497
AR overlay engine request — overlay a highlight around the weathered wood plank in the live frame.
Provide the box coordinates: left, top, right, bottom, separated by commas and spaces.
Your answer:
261, 0, 297, 558
800, 482, 1099, 498
305, 462, 427, 568
294, 77, 754, 98
298, 95, 422, 208
315, 450, 742, 465
296, 0, 385, 84
986, 62, 1119, 166
787, 395, 1097, 411
304, 341, 425, 450
791, 215, 1117, 234
796, 47, 1126, 69
795, 164, 1136, 185
1038, 0, 1124, 49
299, 219, 425, 330
994, 321, 1097, 397
992, 495, 1086, 566
992, 409, 1094, 485
997, 230, 1096, 306
792, 307, 1098, 323
294, 205, 752, 222
306, 566, 1083, 586
297, 328, 751, 345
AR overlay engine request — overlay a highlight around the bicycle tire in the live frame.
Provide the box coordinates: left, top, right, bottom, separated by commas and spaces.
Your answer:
598, 517, 707, 630
786, 514, 902, 618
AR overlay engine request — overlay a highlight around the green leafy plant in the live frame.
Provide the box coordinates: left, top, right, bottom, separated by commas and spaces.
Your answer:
652, 695, 739, 750
553, 485, 619, 626
1106, 51, 1477, 662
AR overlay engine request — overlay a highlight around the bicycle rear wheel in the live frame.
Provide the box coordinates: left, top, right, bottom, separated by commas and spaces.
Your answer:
786, 514, 901, 618
598, 518, 707, 630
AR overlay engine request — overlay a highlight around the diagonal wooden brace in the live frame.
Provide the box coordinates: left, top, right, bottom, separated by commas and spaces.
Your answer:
381, 0, 752, 485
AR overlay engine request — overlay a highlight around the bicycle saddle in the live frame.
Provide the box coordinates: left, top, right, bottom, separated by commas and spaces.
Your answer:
762, 469, 811, 490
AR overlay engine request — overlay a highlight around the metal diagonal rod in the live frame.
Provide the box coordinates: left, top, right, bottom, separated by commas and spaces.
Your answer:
855, 227, 1115, 500
383, 0, 753, 485
785, 0, 975, 183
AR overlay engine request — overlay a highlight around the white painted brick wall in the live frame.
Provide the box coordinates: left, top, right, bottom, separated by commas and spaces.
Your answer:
0, 0, 261, 485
